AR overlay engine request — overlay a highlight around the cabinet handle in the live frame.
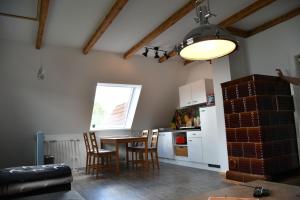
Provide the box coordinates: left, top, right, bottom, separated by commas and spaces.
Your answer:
188, 140, 192, 141
192, 133, 196, 135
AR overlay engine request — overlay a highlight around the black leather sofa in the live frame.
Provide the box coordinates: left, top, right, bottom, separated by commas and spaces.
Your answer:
0, 164, 72, 198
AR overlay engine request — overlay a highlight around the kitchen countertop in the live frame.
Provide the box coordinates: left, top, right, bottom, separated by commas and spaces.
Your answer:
159, 129, 201, 133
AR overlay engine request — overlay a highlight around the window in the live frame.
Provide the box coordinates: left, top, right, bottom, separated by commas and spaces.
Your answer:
90, 83, 142, 130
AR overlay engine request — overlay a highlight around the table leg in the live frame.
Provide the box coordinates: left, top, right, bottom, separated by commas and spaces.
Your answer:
144, 140, 148, 170
126, 143, 129, 168
115, 142, 120, 175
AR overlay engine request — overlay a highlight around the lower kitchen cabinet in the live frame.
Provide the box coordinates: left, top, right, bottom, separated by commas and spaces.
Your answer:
158, 132, 174, 159
187, 133, 203, 163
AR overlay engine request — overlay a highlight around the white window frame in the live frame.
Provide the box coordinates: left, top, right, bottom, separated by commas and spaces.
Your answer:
90, 83, 142, 131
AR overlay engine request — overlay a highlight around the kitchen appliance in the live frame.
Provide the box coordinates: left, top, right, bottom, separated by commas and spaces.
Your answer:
176, 136, 187, 144
199, 106, 219, 165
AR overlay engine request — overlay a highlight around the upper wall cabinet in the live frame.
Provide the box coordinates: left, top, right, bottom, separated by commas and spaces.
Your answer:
179, 79, 214, 108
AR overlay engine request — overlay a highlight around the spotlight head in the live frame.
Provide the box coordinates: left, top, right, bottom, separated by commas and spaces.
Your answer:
142, 48, 148, 57
154, 51, 160, 59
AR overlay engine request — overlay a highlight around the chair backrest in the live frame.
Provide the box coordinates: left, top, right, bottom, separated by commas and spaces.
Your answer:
89, 132, 99, 153
133, 129, 149, 147
150, 129, 159, 148
141, 130, 149, 137
83, 132, 91, 153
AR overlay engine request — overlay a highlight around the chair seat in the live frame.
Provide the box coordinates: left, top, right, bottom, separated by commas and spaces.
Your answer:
92, 149, 115, 154
128, 146, 156, 151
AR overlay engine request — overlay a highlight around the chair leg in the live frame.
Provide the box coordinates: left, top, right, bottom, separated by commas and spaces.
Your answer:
85, 153, 89, 174
92, 154, 96, 175
131, 151, 134, 168
135, 151, 138, 168
155, 151, 160, 169
88, 154, 92, 174
141, 151, 145, 169
96, 156, 100, 178
150, 151, 154, 169
109, 154, 112, 172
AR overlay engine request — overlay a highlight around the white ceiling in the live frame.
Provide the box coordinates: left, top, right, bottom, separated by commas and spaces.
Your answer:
0, 0, 299, 57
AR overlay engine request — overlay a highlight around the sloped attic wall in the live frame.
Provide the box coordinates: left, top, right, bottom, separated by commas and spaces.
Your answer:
0, 39, 189, 168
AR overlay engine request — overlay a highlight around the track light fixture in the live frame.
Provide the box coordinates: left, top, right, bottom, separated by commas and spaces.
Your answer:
142, 46, 170, 61
142, 47, 148, 57
154, 51, 160, 59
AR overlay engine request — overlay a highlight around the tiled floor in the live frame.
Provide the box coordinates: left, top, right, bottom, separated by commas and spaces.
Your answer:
72, 163, 232, 200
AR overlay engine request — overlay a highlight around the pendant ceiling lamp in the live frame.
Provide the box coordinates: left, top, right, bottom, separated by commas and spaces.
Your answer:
178, 0, 238, 61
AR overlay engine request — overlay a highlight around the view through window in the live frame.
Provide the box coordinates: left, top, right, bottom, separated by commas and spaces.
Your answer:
90, 83, 142, 130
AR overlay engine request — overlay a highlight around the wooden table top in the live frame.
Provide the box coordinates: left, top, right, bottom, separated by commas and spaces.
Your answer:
185, 180, 300, 200
100, 136, 147, 144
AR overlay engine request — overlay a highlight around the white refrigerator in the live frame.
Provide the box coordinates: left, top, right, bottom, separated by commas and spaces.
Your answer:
200, 106, 220, 165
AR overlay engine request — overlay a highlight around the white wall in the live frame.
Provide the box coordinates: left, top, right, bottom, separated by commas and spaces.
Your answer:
229, 37, 250, 79
184, 57, 231, 172
245, 16, 300, 76
184, 61, 213, 83
211, 57, 231, 172
243, 15, 300, 162
0, 39, 189, 168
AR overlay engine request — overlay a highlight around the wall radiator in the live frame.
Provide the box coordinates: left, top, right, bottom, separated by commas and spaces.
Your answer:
44, 139, 85, 170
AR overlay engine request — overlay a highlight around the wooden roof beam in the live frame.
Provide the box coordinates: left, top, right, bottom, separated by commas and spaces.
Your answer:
218, 0, 276, 28
36, 0, 50, 49
123, 0, 196, 59
248, 6, 300, 37
158, 50, 177, 63
226, 27, 250, 38
82, 0, 128, 54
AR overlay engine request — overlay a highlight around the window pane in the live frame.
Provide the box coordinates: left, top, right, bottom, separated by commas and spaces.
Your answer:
90, 83, 141, 130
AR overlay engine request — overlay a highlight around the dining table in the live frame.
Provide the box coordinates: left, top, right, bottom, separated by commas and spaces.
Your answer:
100, 136, 148, 175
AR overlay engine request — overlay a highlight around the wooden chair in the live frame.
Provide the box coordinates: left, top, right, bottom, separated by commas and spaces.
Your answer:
83, 132, 93, 174
127, 130, 149, 168
131, 129, 160, 169
89, 132, 115, 178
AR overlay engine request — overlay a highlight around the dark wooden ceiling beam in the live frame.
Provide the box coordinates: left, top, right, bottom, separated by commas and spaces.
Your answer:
183, 60, 194, 66
36, 0, 50, 49
248, 6, 300, 37
158, 50, 177, 63
226, 27, 250, 38
82, 0, 128, 54
123, 0, 196, 59
219, 0, 276, 28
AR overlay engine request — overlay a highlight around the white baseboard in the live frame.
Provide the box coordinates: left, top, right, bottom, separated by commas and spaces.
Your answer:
159, 157, 224, 172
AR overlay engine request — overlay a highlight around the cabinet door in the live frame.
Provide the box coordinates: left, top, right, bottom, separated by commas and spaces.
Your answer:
187, 137, 203, 163
191, 80, 206, 104
179, 84, 191, 108
158, 132, 174, 159
200, 107, 219, 165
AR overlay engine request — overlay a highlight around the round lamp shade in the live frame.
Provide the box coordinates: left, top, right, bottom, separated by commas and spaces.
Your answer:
180, 39, 237, 60
179, 24, 238, 61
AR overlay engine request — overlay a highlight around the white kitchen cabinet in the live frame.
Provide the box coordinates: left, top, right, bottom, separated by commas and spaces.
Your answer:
158, 132, 174, 159
179, 79, 214, 108
179, 84, 191, 108
187, 131, 203, 163
200, 106, 219, 165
